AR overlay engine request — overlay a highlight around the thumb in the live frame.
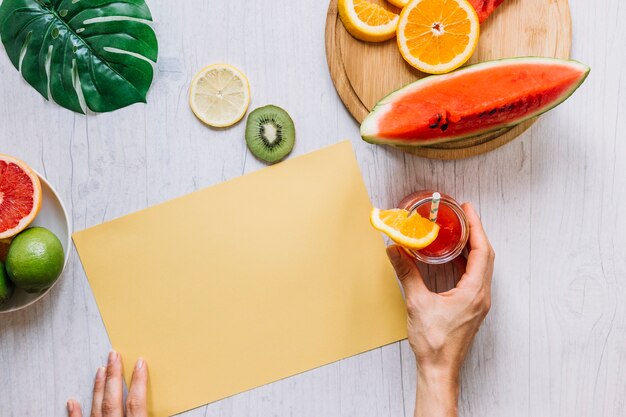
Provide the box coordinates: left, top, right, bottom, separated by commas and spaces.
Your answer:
66, 400, 82, 417
386, 245, 428, 297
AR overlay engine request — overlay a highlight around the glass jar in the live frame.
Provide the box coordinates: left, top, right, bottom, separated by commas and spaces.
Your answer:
397, 190, 469, 264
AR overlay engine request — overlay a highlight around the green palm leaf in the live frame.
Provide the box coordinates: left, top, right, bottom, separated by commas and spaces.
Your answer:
0, 0, 158, 113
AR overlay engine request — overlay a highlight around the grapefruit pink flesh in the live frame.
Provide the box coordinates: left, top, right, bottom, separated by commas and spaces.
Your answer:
469, 0, 505, 23
360, 58, 590, 146
0, 156, 41, 239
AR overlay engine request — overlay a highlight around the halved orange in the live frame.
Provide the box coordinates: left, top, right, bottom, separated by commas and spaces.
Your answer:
397, 0, 479, 74
370, 208, 439, 249
338, 0, 400, 42
0, 155, 42, 239
387, 0, 410, 8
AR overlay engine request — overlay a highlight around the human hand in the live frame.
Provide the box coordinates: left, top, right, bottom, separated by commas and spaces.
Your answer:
386, 203, 494, 417
67, 351, 148, 417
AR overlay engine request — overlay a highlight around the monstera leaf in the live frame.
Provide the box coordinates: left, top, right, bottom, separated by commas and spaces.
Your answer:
0, 0, 158, 113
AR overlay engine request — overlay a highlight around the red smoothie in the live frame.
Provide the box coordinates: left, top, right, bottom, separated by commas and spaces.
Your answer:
398, 190, 469, 264
414, 202, 463, 258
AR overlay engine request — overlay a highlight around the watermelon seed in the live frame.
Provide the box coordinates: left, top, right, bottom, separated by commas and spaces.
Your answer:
440, 123, 449, 132
428, 113, 442, 129
489, 109, 497, 115
478, 112, 487, 118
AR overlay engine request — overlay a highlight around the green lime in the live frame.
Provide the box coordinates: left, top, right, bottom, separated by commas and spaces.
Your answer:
6, 227, 64, 293
0, 261, 14, 305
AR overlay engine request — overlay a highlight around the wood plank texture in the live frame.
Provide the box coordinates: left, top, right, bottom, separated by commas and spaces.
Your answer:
0, 1, 624, 416
325, 0, 572, 159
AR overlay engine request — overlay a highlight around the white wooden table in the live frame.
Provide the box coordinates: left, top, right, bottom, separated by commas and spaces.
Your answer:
1, 1, 624, 416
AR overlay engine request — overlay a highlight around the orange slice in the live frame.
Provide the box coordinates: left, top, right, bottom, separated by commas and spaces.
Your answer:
338, 0, 400, 42
0, 155, 42, 239
387, 0, 410, 8
370, 208, 439, 249
397, 0, 479, 74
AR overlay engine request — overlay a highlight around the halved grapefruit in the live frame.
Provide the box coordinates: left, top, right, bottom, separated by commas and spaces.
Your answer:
469, 0, 505, 23
0, 155, 42, 239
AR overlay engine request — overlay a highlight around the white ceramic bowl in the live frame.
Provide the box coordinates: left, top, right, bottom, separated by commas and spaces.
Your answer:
0, 172, 71, 313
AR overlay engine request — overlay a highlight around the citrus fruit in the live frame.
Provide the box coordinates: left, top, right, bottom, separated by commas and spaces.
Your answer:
387, 0, 410, 8
468, 0, 505, 23
189, 64, 251, 128
0, 155, 42, 239
0, 261, 14, 306
370, 208, 440, 249
338, 0, 400, 42
397, 0, 480, 74
6, 227, 64, 293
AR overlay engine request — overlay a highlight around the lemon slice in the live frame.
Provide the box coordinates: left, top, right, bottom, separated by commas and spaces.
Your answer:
338, 0, 399, 42
370, 208, 439, 249
189, 64, 251, 128
397, 0, 480, 74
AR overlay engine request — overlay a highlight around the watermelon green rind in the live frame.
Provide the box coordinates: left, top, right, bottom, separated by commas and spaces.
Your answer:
360, 57, 590, 147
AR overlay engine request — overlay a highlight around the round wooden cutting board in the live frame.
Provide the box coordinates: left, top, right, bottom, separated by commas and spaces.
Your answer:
325, 0, 572, 159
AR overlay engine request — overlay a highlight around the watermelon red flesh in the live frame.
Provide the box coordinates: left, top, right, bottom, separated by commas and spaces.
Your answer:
469, 0, 505, 23
360, 58, 589, 146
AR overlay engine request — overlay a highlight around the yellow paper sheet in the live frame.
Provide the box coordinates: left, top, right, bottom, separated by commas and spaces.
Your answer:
73, 141, 407, 417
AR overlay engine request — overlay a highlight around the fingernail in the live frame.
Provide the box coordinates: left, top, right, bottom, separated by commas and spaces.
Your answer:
135, 358, 144, 370
96, 367, 106, 380
108, 350, 117, 365
67, 400, 74, 413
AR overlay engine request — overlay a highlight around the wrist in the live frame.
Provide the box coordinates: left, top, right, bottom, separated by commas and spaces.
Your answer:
414, 366, 459, 417
417, 363, 460, 386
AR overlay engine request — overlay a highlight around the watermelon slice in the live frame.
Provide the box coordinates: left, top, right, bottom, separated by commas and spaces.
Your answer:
360, 57, 589, 147
469, 0, 505, 23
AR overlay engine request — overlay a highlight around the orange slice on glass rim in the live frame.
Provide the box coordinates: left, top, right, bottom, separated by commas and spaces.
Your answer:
338, 0, 400, 42
370, 208, 439, 250
397, 0, 479, 74
0, 155, 42, 240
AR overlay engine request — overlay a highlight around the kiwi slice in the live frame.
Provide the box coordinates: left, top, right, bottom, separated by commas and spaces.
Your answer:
245, 105, 295, 164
